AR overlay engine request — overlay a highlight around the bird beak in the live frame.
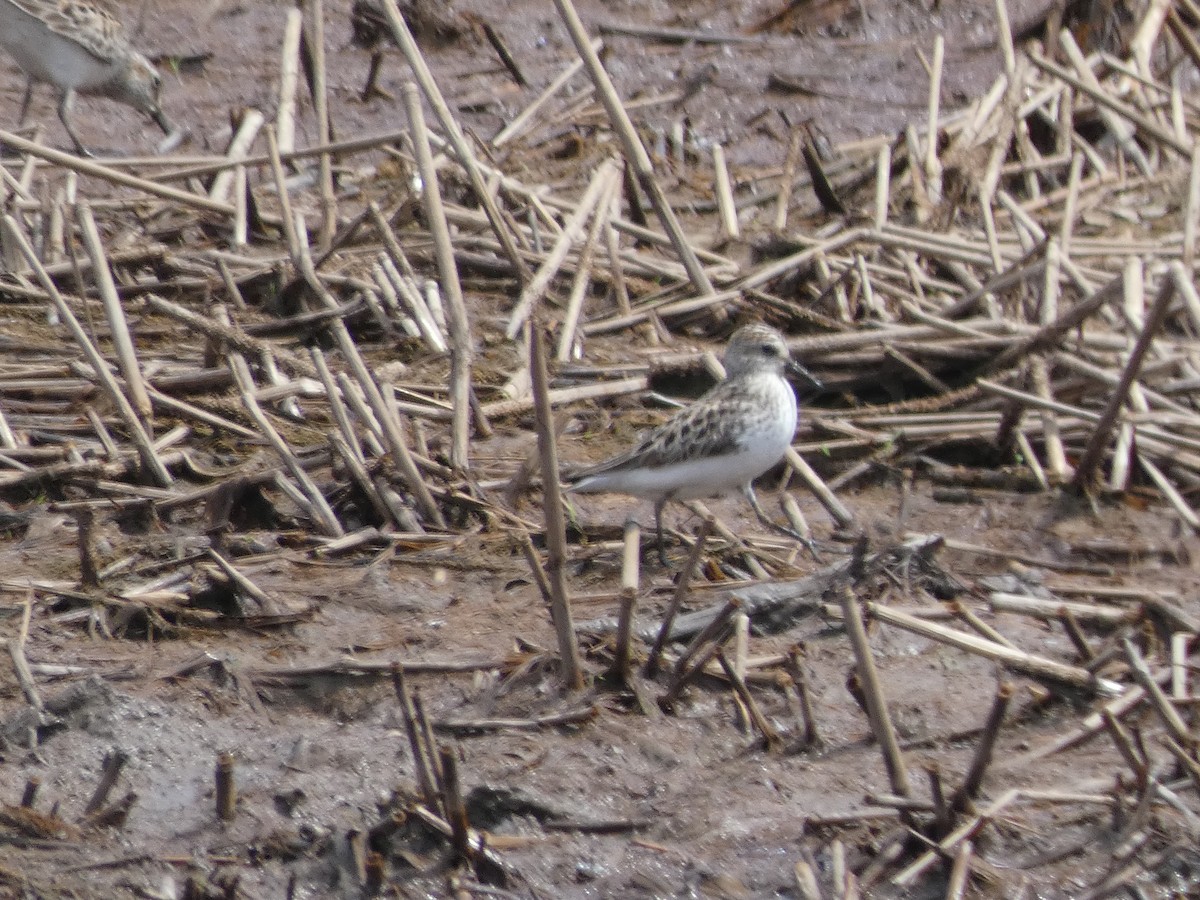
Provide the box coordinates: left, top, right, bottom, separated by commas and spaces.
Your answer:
150, 108, 174, 135
151, 110, 188, 154
787, 358, 823, 390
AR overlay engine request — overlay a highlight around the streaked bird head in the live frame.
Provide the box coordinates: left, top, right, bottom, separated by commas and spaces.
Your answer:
724, 324, 822, 389
112, 53, 169, 131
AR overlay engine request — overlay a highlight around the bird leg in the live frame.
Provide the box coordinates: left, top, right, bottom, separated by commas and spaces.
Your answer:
56, 89, 93, 157
653, 497, 670, 567
360, 51, 389, 102
743, 484, 822, 562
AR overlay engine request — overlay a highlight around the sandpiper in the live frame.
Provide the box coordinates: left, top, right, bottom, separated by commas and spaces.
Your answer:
0, 0, 175, 156
350, 0, 463, 101
567, 323, 821, 560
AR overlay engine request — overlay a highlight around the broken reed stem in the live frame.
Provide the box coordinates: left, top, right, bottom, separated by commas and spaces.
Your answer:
840, 587, 913, 803
713, 143, 739, 239
492, 39, 599, 147
403, 82, 473, 470
1172, 632, 1190, 699
927, 764, 951, 835
557, 170, 618, 361
993, 0, 1015, 72
1058, 607, 1096, 662
645, 517, 713, 676
528, 325, 584, 690
870, 602, 1104, 690
311, 276, 444, 524
951, 600, 1016, 649
1121, 638, 1192, 745
276, 8, 302, 153
775, 131, 802, 231
515, 530, 555, 607
209, 108, 264, 205
730, 612, 751, 732
390, 663, 442, 813
76, 202, 150, 421
411, 691, 445, 797
950, 681, 1012, 812
144, 293, 315, 380
376, 0, 531, 284
303, 0, 337, 248
84, 749, 129, 816
7, 629, 44, 719
205, 549, 275, 611
609, 518, 640, 682
892, 788, 1020, 886
977, 272, 1123, 377
924, 34, 945, 202
1071, 265, 1180, 492
227, 345, 343, 537
786, 647, 822, 747
785, 448, 854, 529
552, 0, 715, 298
215, 751, 236, 821
1, 215, 172, 487
506, 157, 619, 339
74, 507, 99, 589
0, 129, 235, 214
1101, 708, 1148, 781
946, 840, 973, 900
312, 350, 368, 462
659, 619, 736, 712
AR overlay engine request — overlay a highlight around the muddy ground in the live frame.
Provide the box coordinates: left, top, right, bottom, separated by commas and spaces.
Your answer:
3, 0, 1200, 898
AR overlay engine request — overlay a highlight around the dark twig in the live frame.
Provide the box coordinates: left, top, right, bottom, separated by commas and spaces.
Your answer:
1058, 607, 1096, 663
1101, 709, 1148, 783
785, 646, 822, 748
662, 597, 740, 698
608, 518, 640, 683
658, 618, 736, 713
1072, 266, 1180, 492
84, 750, 129, 816
390, 663, 441, 812
950, 681, 1012, 813
439, 745, 471, 862
716, 649, 783, 752
21, 777, 40, 808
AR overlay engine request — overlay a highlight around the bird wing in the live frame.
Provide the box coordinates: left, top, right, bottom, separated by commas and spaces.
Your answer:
11, 0, 128, 61
568, 382, 748, 479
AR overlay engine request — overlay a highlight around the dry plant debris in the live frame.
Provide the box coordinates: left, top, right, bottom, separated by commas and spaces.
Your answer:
2, 0, 1200, 896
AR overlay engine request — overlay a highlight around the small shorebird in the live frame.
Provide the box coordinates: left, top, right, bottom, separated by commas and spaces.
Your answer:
566, 323, 821, 560
350, 0, 463, 101
0, 0, 175, 156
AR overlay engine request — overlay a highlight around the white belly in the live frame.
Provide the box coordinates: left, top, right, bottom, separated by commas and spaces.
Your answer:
0, 0, 121, 91
611, 444, 787, 500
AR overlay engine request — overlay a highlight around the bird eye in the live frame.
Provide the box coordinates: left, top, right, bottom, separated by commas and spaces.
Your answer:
760, 343, 778, 356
